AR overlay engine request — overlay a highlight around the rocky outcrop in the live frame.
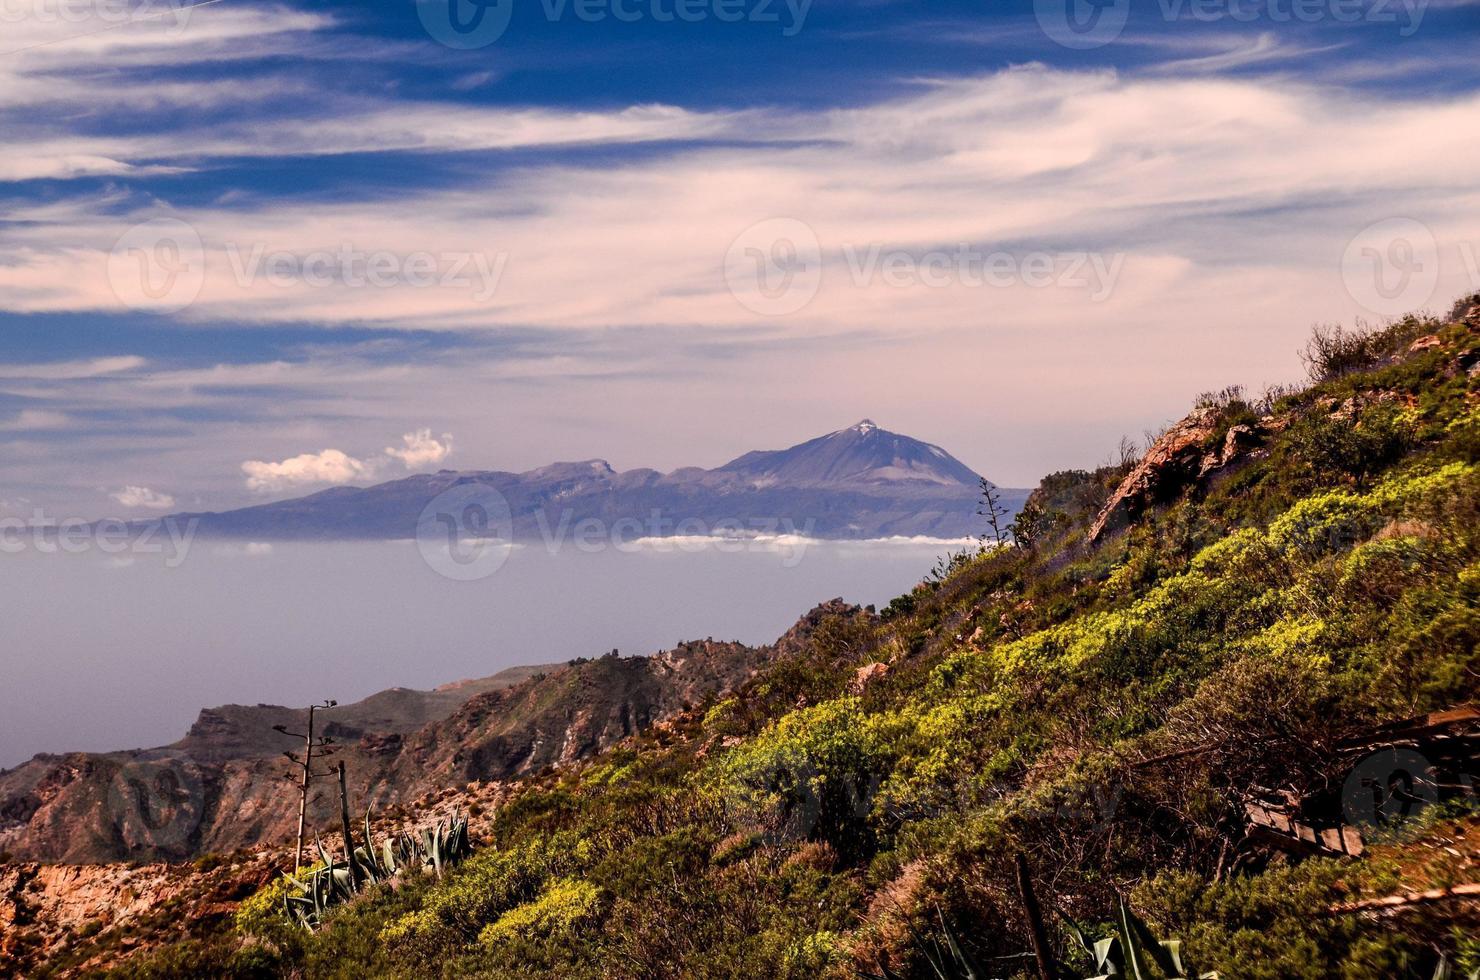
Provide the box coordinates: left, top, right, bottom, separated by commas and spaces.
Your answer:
1087, 408, 1224, 543
1087, 408, 1284, 543
0, 851, 283, 975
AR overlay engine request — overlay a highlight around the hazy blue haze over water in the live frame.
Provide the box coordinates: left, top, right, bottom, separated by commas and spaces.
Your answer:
0, 539, 965, 767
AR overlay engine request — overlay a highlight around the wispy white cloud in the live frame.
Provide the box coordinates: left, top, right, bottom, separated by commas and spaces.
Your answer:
2, 6, 1478, 514
2, 66, 1476, 336
0, 409, 71, 431
0, 1, 740, 182
0, 356, 145, 380
1148, 32, 1345, 74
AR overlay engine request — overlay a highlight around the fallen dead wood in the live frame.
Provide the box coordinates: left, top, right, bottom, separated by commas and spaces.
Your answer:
1329, 882, 1480, 916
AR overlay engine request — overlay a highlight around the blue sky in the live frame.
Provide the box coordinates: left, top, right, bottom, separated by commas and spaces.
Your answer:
1, 0, 1478, 516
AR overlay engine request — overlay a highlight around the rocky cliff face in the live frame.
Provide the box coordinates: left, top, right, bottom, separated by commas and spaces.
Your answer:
0, 639, 770, 865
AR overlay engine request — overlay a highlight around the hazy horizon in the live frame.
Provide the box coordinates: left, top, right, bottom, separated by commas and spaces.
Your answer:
0, 537, 967, 768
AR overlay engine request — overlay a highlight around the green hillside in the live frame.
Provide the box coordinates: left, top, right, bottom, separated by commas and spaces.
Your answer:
98, 303, 1480, 979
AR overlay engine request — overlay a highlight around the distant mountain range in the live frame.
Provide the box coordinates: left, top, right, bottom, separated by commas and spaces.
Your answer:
156, 421, 1026, 541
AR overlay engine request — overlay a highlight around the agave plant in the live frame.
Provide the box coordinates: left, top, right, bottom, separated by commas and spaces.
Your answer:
282, 810, 472, 930
863, 904, 1018, 980
1061, 899, 1219, 980
1431, 954, 1480, 980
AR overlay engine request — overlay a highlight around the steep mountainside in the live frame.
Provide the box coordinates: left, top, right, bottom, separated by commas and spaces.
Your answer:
141, 422, 1023, 541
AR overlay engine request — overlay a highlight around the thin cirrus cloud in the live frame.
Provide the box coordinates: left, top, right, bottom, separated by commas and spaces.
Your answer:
0, 2, 738, 182
0, 0, 1476, 336
1, 67, 1477, 336
0, 356, 146, 380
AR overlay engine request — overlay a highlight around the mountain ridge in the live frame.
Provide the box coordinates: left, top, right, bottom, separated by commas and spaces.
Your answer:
142, 421, 1025, 541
